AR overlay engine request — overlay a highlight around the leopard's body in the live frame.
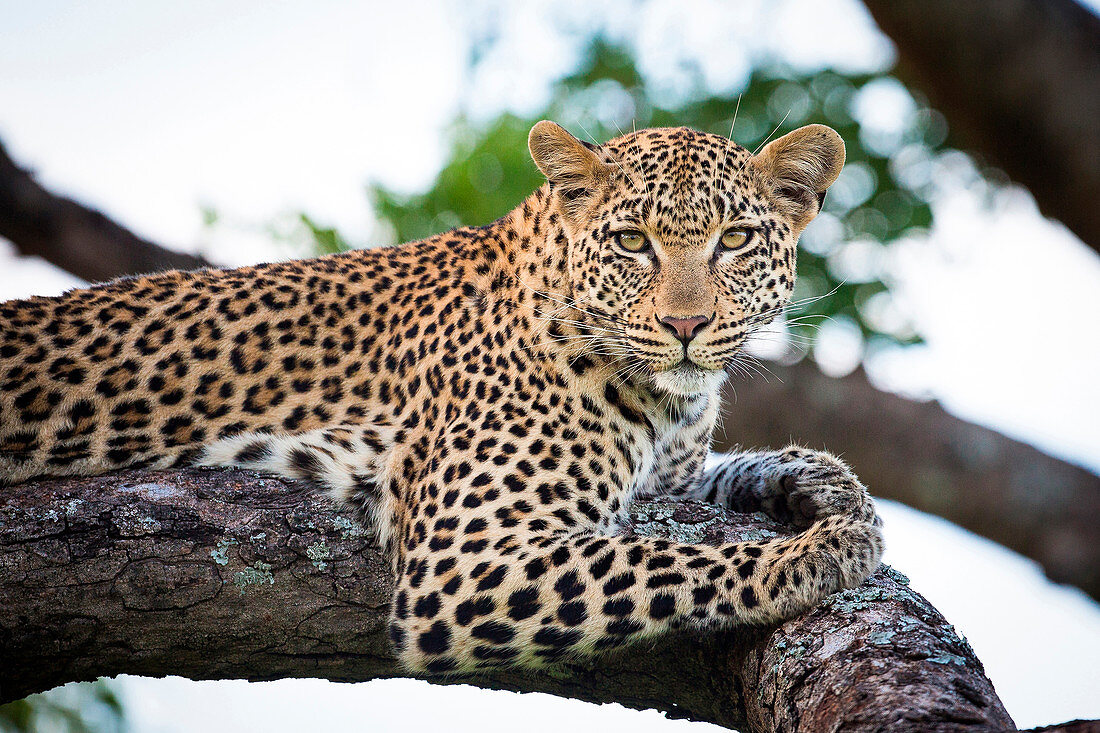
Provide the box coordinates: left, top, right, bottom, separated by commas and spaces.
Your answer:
0, 122, 882, 672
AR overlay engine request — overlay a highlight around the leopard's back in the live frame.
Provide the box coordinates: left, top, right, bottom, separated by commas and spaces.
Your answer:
0, 239, 462, 486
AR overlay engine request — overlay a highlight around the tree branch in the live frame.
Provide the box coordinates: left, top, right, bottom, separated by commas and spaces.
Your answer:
863, 0, 1100, 248
0, 139, 214, 282
1, 468, 1016, 732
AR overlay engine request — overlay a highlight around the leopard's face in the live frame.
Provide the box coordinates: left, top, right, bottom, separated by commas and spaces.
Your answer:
530, 123, 844, 397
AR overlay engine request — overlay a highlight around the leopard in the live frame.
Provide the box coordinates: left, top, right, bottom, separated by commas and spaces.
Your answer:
0, 120, 883, 673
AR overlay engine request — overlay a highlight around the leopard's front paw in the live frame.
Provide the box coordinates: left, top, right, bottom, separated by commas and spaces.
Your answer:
830, 516, 885, 589
762, 447, 879, 529
773, 516, 885, 618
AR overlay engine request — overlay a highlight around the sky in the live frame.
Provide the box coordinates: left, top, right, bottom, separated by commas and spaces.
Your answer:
1, 0, 1099, 729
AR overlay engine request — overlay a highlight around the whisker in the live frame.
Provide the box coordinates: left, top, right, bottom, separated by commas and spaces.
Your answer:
737, 353, 782, 383
609, 120, 649, 197
745, 283, 847, 326
712, 93, 742, 217
529, 286, 631, 328
575, 118, 599, 145
738, 108, 792, 175
631, 120, 653, 200
536, 315, 624, 335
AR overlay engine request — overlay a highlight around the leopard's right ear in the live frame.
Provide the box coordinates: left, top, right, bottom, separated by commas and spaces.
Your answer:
528, 121, 611, 214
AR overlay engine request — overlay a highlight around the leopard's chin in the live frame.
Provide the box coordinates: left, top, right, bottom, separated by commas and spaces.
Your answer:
649, 362, 727, 398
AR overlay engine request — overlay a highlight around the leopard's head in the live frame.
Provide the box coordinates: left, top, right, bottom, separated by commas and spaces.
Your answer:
529, 121, 844, 397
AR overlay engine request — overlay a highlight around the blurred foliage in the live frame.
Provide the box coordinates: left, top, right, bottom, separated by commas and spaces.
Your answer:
303, 36, 953, 353
299, 213, 351, 255
0, 680, 126, 733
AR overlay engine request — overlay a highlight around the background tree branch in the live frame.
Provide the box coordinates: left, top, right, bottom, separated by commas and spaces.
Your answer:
862, 0, 1100, 248
714, 365, 1100, 601
0, 140, 213, 282
1, 468, 1017, 732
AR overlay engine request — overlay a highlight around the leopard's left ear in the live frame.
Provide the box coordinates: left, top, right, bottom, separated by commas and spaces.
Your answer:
752, 124, 845, 232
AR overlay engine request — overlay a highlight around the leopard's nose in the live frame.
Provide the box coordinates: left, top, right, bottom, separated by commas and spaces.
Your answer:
657, 314, 711, 344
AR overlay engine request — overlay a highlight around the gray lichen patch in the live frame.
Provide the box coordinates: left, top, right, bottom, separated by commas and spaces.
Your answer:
306, 541, 331, 571
631, 502, 721, 544
628, 501, 786, 547
116, 481, 190, 502
113, 505, 163, 537
733, 524, 780, 542
331, 515, 368, 539
765, 634, 814, 686
935, 622, 976, 655
234, 561, 274, 594
819, 582, 896, 614
210, 537, 239, 566
770, 634, 812, 664
926, 652, 969, 666
867, 629, 897, 645
882, 566, 911, 586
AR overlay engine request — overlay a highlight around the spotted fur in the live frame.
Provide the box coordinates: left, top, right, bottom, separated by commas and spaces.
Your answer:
0, 122, 882, 672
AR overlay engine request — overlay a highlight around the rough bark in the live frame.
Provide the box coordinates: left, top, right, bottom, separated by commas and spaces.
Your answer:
0, 139, 213, 282
715, 364, 1100, 600
863, 0, 1100, 248
1, 468, 1016, 732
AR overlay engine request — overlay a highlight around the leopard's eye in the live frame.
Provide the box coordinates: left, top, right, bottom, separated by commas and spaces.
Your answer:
719, 228, 754, 253
614, 230, 649, 253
